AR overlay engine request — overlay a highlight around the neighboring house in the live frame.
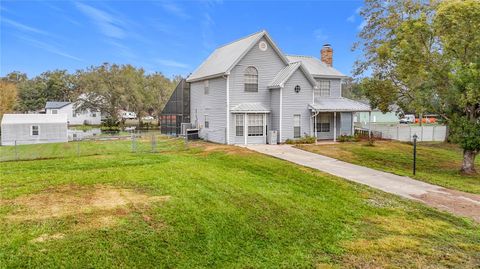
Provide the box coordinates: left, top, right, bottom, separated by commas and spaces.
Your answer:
355, 104, 401, 124
1, 114, 68, 145
182, 30, 369, 144
45, 101, 101, 125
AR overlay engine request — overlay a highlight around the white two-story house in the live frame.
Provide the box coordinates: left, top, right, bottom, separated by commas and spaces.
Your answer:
185, 30, 370, 145
45, 101, 101, 126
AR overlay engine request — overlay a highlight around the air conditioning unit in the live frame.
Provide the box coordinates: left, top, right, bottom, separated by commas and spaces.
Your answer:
268, 130, 278, 144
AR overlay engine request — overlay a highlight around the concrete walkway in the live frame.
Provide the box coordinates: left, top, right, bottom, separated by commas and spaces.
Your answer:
246, 144, 480, 222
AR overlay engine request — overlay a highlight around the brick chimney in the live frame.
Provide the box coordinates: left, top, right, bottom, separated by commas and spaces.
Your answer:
321, 44, 333, 67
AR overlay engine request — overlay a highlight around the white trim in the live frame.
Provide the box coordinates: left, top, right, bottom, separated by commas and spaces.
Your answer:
244, 113, 247, 145
279, 86, 283, 143
333, 112, 337, 142
226, 75, 230, 144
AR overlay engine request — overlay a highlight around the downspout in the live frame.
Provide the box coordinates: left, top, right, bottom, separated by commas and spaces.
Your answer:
224, 73, 230, 144
279, 85, 283, 143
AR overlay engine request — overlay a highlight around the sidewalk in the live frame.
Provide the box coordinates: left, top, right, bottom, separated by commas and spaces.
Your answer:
246, 144, 480, 222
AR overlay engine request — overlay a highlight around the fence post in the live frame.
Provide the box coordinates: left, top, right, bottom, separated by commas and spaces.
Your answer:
14, 140, 18, 160
151, 134, 156, 153
131, 134, 136, 153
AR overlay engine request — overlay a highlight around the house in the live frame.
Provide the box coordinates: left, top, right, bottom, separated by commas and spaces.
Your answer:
181, 30, 370, 144
355, 103, 401, 125
1, 114, 68, 145
45, 101, 101, 125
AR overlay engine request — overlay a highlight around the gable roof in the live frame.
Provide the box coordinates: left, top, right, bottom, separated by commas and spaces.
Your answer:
268, 62, 317, 89
1, 114, 68, 125
286, 55, 346, 78
45, 101, 71, 109
186, 30, 290, 82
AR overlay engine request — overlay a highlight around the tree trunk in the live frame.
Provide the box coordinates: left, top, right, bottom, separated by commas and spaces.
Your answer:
461, 149, 478, 175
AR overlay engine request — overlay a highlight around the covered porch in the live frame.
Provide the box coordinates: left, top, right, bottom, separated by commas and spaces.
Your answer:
231, 103, 270, 145
309, 98, 371, 142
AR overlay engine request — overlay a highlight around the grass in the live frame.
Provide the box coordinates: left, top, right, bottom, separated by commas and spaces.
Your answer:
1, 138, 479, 268
296, 141, 480, 194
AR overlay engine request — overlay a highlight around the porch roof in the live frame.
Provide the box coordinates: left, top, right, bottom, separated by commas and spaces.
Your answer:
230, 103, 270, 113
309, 98, 371, 112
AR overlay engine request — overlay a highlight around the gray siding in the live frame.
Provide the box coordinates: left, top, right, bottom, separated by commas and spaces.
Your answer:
190, 77, 227, 144
270, 88, 280, 132
280, 70, 314, 142
1, 123, 68, 146
228, 36, 287, 144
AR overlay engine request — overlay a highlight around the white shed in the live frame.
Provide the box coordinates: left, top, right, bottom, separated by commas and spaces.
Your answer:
1, 114, 68, 146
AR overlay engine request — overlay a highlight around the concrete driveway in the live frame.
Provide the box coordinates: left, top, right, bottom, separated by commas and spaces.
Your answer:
246, 144, 480, 222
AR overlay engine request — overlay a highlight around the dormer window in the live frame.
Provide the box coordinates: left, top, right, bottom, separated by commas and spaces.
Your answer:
244, 66, 258, 92
319, 80, 331, 96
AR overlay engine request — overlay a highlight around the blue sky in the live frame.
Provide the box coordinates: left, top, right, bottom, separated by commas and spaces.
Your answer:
1, 0, 364, 79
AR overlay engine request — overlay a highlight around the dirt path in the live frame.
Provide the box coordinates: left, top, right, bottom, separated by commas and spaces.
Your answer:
246, 144, 480, 223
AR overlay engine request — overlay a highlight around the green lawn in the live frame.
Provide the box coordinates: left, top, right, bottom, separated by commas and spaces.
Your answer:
1, 138, 479, 268
297, 141, 480, 194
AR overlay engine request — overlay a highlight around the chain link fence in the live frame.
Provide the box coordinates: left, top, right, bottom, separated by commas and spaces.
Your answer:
0, 131, 191, 162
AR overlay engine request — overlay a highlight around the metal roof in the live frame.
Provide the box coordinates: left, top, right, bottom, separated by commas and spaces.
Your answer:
268, 62, 317, 89
230, 103, 270, 113
1, 114, 68, 125
286, 55, 346, 78
186, 30, 290, 82
309, 98, 371, 112
45, 101, 71, 109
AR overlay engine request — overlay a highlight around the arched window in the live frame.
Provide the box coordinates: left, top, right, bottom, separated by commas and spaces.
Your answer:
244, 66, 258, 92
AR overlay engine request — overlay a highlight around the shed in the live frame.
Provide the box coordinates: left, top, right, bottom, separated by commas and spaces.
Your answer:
1, 114, 68, 146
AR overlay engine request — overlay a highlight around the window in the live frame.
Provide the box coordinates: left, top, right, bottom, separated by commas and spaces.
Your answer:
51, 109, 58, 114
293, 115, 301, 138
319, 80, 331, 96
204, 115, 209, 128
235, 114, 244, 136
72, 110, 77, 117
204, 80, 209, 94
248, 114, 263, 136
317, 114, 331, 132
31, 125, 39, 136
91, 112, 96, 117
244, 66, 258, 92
294, 85, 301, 93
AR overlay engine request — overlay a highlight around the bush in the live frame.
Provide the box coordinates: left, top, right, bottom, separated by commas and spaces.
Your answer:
285, 136, 316, 144
101, 118, 121, 134
338, 135, 361, 142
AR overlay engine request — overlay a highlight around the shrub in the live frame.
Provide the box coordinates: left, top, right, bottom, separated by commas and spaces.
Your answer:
338, 135, 361, 142
285, 136, 316, 144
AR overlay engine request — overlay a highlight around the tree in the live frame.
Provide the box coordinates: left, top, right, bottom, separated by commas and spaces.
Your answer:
146, 72, 176, 122
434, 0, 480, 174
355, 0, 480, 174
0, 81, 18, 118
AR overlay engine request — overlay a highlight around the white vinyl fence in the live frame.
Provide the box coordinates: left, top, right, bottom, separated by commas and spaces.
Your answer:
356, 123, 447, 142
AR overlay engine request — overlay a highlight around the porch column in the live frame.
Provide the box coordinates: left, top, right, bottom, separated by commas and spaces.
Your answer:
244, 113, 247, 145
351, 112, 355, 136
263, 113, 267, 143
314, 113, 318, 140
333, 112, 337, 142
368, 111, 372, 139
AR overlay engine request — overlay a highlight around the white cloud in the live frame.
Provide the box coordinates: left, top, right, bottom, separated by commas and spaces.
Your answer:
355, 6, 362, 14
156, 59, 189, 69
16, 35, 84, 62
2, 18, 50, 35
313, 28, 328, 41
160, 1, 190, 19
357, 20, 367, 31
75, 2, 126, 39
347, 15, 355, 23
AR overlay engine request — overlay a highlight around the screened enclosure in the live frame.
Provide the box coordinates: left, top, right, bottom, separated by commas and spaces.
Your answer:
160, 79, 190, 136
